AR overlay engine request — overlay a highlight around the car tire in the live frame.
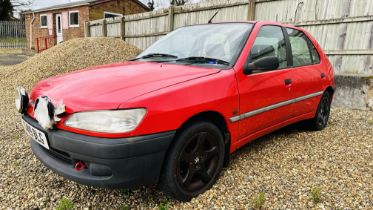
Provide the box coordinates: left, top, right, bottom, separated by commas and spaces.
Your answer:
307, 91, 332, 131
159, 121, 225, 201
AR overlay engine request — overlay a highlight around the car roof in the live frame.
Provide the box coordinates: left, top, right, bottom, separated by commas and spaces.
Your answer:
203, 20, 301, 30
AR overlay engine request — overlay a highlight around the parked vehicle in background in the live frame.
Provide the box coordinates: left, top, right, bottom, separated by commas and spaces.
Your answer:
16, 21, 334, 201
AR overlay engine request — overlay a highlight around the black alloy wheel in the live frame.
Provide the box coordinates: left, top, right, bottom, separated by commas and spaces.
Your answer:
309, 91, 331, 130
160, 121, 225, 201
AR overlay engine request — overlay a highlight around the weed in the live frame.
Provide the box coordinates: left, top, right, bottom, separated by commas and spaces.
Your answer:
55, 197, 74, 210
158, 201, 169, 210
120, 188, 131, 196
119, 205, 130, 210
252, 192, 266, 209
311, 187, 322, 203
14, 160, 21, 168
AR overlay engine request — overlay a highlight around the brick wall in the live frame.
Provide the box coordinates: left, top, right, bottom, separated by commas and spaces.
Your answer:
25, 13, 50, 50
25, 6, 89, 50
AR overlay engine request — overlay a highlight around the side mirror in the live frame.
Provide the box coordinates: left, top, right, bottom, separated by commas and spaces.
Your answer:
243, 56, 280, 75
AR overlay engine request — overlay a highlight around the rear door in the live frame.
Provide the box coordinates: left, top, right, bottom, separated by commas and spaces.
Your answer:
284, 28, 324, 116
234, 25, 294, 141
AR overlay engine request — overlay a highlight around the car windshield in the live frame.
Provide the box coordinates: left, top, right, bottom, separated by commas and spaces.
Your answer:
136, 23, 253, 67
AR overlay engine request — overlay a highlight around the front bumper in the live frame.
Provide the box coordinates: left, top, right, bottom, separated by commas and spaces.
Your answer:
23, 115, 175, 188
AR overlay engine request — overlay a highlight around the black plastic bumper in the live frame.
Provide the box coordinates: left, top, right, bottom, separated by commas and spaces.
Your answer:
23, 115, 175, 188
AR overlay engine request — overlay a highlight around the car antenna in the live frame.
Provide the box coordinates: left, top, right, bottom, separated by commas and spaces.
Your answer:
208, 10, 220, 24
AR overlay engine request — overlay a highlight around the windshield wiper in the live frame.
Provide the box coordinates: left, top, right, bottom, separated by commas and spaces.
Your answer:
174, 56, 230, 66
131, 53, 178, 61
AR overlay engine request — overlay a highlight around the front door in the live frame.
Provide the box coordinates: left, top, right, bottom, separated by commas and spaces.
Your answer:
235, 25, 293, 143
56, 14, 63, 44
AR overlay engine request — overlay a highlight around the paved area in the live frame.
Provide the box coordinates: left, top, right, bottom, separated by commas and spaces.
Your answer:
0, 54, 29, 66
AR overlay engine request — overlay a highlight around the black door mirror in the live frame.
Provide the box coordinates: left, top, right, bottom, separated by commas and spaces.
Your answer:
244, 56, 280, 75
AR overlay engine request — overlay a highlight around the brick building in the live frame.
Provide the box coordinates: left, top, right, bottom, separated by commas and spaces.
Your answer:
24, 0, 149, 50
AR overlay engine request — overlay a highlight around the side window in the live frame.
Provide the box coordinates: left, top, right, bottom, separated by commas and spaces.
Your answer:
308, 39, 320, 64
286, 28, 319, 66
249, 25, 287, 69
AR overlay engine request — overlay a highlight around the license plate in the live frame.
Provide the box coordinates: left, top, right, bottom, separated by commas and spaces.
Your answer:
21, 119, 50, 150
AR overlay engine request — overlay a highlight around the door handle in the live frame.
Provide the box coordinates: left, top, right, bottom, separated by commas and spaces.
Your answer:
321, 73, 326, 79
284, 79, 292, 86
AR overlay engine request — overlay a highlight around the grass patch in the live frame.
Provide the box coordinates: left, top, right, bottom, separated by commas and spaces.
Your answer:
252, 192, 266, 209
0, 37, 26, 49
55, 197, 74, 210
119, 205, 130, 210
0, 48, 24, 54
0, 37, 26, 44
158, 201, 169, 210
310, 187, 322, 204
120, 188, 132, 196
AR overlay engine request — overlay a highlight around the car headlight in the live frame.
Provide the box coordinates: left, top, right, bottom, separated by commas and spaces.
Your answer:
64, 109, 147, 133
15, 86, 29, 113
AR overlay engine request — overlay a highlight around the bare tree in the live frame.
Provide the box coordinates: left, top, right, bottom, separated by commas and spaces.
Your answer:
148, 0, 155, 11
10, 0, 33, 20
10, 0, 33, 8
170, 0, 189, 6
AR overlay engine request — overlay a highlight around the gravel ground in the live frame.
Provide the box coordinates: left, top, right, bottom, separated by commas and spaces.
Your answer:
0, 38, 372, 209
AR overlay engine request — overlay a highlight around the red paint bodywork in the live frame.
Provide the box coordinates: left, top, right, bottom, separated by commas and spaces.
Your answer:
28, 21, 334, 153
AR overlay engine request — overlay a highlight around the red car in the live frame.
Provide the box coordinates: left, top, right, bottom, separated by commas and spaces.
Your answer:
17, 21, 334, 201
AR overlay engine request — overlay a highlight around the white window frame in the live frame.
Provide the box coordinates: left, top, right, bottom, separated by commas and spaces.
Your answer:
104, 11, 123, 18
69, 10, 80, 27
40, 14, 48, 28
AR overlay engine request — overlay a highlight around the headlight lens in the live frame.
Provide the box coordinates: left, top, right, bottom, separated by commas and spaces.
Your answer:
65, 109, 146, 133
15, 86, 29, 113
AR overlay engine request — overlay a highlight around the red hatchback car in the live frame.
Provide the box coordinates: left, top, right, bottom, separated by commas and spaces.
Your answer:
17, 21, 334, 201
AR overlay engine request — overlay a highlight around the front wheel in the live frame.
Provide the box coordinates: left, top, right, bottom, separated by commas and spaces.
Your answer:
308, 91, 332, 131
159, 121, 225, 201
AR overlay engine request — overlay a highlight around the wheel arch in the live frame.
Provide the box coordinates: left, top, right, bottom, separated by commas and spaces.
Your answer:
325, 86, 335, 96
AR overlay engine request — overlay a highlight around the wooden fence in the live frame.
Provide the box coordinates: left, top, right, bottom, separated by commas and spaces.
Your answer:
0, 21, 26, 49
86, 0, 373, 76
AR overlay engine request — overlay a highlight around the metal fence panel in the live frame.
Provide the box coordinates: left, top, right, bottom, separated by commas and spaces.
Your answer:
0, 21, 26, 49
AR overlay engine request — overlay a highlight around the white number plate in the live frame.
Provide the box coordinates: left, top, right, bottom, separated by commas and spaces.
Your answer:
21, 119, 50, 150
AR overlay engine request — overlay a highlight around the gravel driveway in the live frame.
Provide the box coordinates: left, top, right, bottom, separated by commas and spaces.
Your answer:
0, 38, 372, 209
1, 100, 372, 209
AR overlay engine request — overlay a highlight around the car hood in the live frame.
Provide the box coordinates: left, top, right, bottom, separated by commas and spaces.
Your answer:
30, 62, 220, 113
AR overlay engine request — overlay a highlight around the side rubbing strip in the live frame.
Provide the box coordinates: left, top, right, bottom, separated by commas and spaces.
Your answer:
230, 91, 323, 123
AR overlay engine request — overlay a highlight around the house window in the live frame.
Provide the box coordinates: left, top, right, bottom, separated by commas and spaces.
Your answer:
40, 14, 48, 28
69, 11, 79, 27
104, 11, 122, 19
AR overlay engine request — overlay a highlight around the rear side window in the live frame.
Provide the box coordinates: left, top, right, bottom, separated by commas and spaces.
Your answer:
308, 39, 320, 64
249, 25, 287, 69
286, 28, 320, 66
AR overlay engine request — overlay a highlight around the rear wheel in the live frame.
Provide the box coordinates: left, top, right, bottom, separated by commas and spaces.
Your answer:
308, 91, 331, 131
160, 121, 225, 201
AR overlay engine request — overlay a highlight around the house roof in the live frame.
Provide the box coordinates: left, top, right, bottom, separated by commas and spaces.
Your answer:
26, 0, 149, 13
